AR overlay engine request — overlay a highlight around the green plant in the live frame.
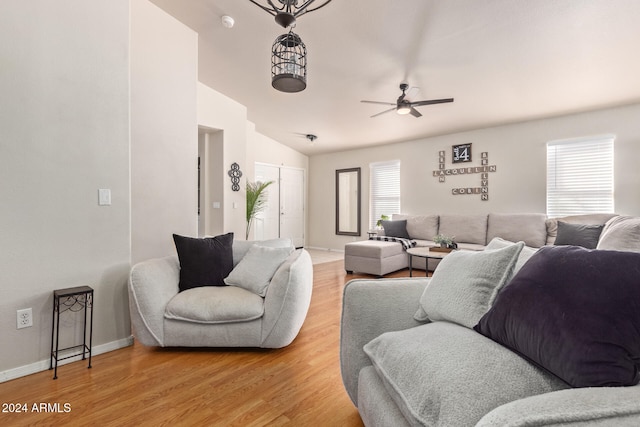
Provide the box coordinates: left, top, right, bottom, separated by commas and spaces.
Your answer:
246, 180, 274, 240
376, 214, 390, 228
433, 234, 456, 248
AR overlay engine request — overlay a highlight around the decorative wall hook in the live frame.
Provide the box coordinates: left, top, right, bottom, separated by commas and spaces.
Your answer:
228, 163, 243, 191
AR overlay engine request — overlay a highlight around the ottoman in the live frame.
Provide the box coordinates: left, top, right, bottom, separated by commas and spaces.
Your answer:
344, 240, 409, 277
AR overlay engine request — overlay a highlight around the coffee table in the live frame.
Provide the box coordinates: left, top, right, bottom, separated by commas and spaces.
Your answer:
406, 247, 453, 277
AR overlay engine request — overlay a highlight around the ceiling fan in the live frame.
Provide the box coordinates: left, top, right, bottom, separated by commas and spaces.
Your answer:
293, 132, 318, 145
361, 83, 454, 118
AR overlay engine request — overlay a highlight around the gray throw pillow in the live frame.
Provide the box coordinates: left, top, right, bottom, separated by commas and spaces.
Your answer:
232, 238, 293, 266
486, 237, 538, 273
414, 242, 524, 328
554, 222, 604, 249
381, 219, 410, 238
597, 216, 640, 252
224, 245, 293, 296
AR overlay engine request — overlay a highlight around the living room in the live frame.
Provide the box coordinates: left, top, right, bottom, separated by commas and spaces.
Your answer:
2, 0, 640, 425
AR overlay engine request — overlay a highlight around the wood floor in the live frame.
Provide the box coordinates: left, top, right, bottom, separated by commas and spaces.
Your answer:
0, 260, 412, 426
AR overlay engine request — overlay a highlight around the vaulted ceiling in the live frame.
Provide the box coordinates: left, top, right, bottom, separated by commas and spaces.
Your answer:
150, 0, 640, 155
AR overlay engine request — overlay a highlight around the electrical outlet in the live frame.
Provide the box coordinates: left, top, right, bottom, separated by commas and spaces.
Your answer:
17, 308, 33, 329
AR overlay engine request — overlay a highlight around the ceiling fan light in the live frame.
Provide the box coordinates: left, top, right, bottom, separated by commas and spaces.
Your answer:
397, 105, 411, 115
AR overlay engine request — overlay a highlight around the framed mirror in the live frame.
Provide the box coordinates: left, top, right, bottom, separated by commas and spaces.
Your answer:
336, 167, 361, 236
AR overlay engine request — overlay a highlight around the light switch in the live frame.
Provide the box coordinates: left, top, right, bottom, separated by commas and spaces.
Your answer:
213, 202, 221, 209
98, 189, 111, 206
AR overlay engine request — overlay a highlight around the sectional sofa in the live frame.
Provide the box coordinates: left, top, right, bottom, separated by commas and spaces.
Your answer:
341, 215, 640, 426
344, 212, 618, 276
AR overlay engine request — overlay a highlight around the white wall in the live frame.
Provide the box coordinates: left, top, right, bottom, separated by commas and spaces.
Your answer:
131, 0, 199, 264
197, 83, 248, 239
309, 103, 640, 251
246, 122, 310, 175
0, 0, 310, 381
0, 1, 131, 375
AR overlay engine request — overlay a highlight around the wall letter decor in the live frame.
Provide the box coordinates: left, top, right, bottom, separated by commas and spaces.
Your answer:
434, 145, 496, 201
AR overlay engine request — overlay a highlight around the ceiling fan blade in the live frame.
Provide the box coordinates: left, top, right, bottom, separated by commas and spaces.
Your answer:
410, 107, 422, 118
370, 107, 396, 118
361, 100, 396, 106
411, 98, 454, 107
405, 86, 420, 101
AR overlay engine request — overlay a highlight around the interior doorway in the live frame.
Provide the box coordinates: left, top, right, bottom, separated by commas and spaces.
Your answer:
198, 128, 223, 237
254, 163, 305, 248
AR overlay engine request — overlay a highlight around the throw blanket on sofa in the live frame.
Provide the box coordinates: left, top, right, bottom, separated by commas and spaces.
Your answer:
369, 236, 417, 250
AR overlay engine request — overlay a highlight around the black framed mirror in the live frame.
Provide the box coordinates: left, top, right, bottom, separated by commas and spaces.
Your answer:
336, 167, 361, 236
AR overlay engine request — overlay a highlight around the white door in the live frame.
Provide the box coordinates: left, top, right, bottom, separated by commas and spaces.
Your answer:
280, 167, 305, 248
254, 164, 280, 240
254, 163, 305, 247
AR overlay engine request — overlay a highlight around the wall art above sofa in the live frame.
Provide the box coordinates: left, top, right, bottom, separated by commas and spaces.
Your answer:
433, 144, 496, 201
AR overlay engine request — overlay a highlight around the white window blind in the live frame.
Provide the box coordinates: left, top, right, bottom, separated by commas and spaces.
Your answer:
546, 135, 614, 218
369, 160, 401, 229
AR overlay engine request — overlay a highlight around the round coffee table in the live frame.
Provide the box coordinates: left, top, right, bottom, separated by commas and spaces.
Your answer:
406, 247, 452, 277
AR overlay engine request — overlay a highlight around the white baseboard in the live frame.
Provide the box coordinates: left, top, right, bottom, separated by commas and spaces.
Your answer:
0, 335, 134, 383
305, 246, 345, 253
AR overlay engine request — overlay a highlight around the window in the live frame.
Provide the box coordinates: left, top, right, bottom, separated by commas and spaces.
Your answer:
369, 160, 401, 229
546, 135, 614, 218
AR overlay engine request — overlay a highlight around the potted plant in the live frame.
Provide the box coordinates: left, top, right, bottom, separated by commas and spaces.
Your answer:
246, 180, 274, 239
433, 234, 457, 249
376, 214, 390, 229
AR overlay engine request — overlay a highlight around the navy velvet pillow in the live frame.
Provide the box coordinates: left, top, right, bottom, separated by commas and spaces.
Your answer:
381, 220, 410, 239
554, 221, 604, 249
173, 232, 234, 292
474, 245, 640, 388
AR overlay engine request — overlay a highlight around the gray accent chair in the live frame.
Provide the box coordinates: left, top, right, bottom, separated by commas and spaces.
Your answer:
128, 240, 313, 348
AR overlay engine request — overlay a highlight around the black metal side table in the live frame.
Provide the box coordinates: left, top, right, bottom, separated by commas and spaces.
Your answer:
49, 285, 94, 379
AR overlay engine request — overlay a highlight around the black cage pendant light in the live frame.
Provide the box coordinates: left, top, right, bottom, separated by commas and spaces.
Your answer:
250, 1, 331, 93
271, 30, 307, 93
249, 0, 333, 28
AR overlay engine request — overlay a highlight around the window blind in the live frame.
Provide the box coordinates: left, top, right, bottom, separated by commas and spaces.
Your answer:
369, 160, 401, 229
546, 135, 614, 218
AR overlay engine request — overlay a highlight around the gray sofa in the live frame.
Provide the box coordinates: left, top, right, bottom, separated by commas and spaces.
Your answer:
344, 212, 618, 276
341, 215, 640, 426
128, 239, 313, 348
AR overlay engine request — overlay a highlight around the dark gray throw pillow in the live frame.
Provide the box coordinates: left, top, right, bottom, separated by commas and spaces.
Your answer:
554, 221, 604, 249
474, 245, 640, 388
173, 232, 234, 292
381, 219, 410, 239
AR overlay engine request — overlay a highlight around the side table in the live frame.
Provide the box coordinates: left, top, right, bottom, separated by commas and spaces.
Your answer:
49, 285, 94, 379
405, 247, 452, 277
